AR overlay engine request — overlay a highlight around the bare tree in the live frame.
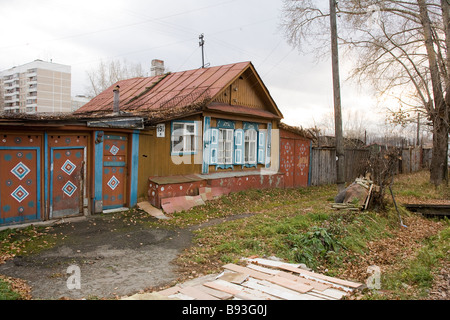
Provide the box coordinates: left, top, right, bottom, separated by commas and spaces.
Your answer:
281, 0, 449, 186
85, 59, 147, 97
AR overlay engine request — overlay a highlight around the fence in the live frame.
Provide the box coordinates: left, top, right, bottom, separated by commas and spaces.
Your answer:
309, 146, 427, 186
310, 148, 370, 186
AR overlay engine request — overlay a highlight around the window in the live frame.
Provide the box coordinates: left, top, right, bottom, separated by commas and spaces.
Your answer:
218, 129, 233, 164
171, 121, 197, 155
244, 129, 257, 164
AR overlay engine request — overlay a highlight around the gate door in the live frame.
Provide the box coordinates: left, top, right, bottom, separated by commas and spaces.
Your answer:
103, 134, 128, 210
49, 135, 87, 219
0, 138, 41, 225
294, 140, 310, 187
280, 138, 295, 188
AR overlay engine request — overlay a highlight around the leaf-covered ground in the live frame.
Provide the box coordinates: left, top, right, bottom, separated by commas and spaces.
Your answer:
0, 170, 448, 300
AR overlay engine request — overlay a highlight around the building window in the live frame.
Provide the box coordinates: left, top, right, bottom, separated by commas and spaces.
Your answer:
171, 121, 197, 155
244, 129, 257, 164
218, 129, 234, 164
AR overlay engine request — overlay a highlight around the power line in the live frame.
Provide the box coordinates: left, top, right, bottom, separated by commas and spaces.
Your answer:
0, 0, 239, 50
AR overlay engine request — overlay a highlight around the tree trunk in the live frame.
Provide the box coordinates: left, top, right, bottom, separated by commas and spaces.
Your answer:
430, 116, 449, 186
418, 0, 449, 186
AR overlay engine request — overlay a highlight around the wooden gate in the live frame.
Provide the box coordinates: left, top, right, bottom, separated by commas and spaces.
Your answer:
280, 136, 311, 188
102, 134, 128, 210
294, 140, 310, 187
0, 135, 41, 225
49, 135, 88, 218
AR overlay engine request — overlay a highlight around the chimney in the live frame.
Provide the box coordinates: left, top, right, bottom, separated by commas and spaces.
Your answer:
151, 59, 165, 77
113, 85, 120, 113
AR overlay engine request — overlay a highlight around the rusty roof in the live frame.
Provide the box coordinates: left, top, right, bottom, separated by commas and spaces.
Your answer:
75, 61, 283, 122
76, 62, 250, 114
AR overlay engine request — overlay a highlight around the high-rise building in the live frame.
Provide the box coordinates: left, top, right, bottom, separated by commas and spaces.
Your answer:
0, 59, 71, 113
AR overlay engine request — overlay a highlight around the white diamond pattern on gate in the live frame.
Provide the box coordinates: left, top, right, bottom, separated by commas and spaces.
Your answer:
107, 176, 120, 190
11, 162, 31, 180
62, 181, 77, 197
11, 185, 29, 203
110, 145, 119, 156
61, 159, 76, 176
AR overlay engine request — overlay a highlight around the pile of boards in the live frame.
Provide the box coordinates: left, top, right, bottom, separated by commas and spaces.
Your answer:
332, 177, 378, 211
149, 258, 363, 300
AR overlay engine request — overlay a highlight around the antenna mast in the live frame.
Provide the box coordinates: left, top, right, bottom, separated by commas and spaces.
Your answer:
199, 33, 205, 68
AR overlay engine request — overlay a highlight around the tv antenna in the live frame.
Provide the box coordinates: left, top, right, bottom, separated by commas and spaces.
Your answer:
199, 34, 210, 68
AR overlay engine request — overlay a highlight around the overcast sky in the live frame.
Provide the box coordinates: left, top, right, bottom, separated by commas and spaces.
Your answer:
0, 0, 385, 130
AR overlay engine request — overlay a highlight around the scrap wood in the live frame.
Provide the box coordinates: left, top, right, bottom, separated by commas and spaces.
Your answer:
203, 279, 277, 300
243, 278, 320, 300
331, 203, 362, 211
246, 263, 330, 292
179, 286, 220, 300
246, 258, 363, 291
278, 263, 363, 290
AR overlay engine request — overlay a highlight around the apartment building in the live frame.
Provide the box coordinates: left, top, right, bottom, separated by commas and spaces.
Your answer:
0, 59, 71, 113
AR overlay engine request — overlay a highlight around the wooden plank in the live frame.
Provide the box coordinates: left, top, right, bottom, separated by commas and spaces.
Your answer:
253, 259, 360, 290
203, 280, 240, 296
222, 264, 271, 280
179, 286, 220, 300
246, 262, 331, 292
266, 275, 314, 294
243, 278, 322, 300
279, 264, 362, 289
203, 279, 276, 300
247, 258, 304, 270
218, 272, 249, 284
246, 263, 280, 275
169, 292, 195, 300
196, 285, 234, 300
276, 270, 331, 291
313, 288, 347, 300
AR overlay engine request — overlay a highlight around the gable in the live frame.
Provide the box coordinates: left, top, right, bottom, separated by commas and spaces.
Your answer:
212, 65, 282, 118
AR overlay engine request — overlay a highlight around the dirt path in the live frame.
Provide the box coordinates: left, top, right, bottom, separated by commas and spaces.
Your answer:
0, 214, 196, 300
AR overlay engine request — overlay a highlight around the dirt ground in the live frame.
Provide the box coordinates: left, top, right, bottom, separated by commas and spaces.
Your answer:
0, 213, 204, 300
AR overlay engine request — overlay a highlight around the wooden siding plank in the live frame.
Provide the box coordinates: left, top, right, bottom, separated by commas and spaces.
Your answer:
266, 275, 314, 294
195, 285, 234, 300
278, 264, 362, 289
243, 278, 322, 300
276, 270, 331, 291
218, 272, 249, 284
247, 258, 362, 290
203, 280, 275, 300
246, 263, 280, 275
222, 264, 271, 280
179, 286, 220, 300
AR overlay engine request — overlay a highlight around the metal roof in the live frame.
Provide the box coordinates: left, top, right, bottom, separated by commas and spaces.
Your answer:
75, 62, 252, 115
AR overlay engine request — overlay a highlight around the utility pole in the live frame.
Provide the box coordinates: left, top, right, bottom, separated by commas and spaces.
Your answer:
199, 34, 205, 68
416, 113, 420, 146
329, 0, 345, 192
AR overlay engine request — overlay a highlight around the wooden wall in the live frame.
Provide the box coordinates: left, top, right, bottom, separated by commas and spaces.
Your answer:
214, 69, 269, 110
137, 116, 203, 200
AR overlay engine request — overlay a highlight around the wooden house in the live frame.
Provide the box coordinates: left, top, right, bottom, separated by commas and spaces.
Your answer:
0, 61, 311, 226
75, 61, 287, 209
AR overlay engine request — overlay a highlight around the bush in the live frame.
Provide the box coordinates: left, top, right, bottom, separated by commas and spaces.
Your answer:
285, 226, 345, 269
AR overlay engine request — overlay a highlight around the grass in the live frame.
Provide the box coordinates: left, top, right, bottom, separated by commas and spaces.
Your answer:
174, 170, 449, 300
0, 277, 22, 300
379, 221, 450, 299
0, 170, 448, 300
